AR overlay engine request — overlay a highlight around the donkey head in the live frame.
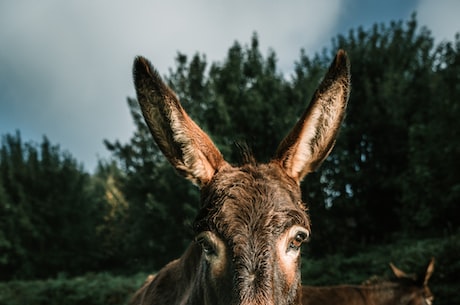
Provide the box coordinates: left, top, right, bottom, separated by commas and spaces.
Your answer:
132, 50, 350, 305
389, 258, 435, 305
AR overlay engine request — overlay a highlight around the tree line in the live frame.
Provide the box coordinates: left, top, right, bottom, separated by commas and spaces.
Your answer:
1, 14, 459, 280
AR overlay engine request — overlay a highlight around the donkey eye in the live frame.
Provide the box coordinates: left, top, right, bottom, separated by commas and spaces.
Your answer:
288, 232, 308, 251
197, 237, 216, 256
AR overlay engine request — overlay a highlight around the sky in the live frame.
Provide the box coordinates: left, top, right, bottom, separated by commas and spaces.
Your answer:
1, 0, 459, 172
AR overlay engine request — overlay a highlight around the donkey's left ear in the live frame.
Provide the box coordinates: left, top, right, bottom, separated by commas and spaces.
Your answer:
389, 262, 410, 279
274, 50, 350, 183
133, 56, 229, 187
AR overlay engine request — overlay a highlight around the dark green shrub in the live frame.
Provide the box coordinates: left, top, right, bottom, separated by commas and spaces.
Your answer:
0, 272, 148, 305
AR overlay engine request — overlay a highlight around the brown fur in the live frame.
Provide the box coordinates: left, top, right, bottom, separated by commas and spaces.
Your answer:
301, 258, 435, 305
129, 50, 350, 305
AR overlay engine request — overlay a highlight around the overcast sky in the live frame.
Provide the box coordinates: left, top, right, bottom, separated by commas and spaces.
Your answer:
1, 0, 459, 172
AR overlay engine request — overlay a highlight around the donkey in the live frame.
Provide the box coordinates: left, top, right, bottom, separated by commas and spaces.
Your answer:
129, 49, 350, 305
301, 258, 435, 305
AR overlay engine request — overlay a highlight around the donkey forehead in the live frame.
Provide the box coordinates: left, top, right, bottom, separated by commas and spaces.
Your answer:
197, 162, 310, 237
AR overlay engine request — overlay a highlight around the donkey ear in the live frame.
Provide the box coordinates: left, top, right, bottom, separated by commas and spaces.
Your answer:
133, 56, 228, 187
423, 257, 435, 285
274, 50, 350, 182
389, 262, 410, 279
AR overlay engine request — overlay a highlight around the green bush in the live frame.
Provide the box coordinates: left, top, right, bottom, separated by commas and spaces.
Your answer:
0, 272, 148, 305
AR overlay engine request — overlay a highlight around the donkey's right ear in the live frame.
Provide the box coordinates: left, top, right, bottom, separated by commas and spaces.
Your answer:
423, 257, 435, 285
274, 50, 350, 183
133, 56, 229, 186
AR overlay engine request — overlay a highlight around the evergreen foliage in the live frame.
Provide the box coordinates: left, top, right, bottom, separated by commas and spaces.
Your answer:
0, 132, 106, 279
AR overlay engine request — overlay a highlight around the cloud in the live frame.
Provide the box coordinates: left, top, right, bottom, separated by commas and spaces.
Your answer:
417, 0, 460, 42
0, 0, 345, 171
